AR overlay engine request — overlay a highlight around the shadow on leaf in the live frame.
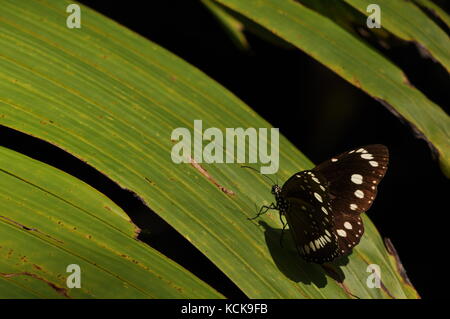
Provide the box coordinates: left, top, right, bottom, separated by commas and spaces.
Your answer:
258, 220, 350, 288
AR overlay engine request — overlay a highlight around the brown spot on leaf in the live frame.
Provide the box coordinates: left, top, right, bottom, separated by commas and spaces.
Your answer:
384, 238, 418, 294
33, 264, 42, 271
322, 263, 360, 299
144, 177, 155, 185
337, 282, 360, 299
401, 73, 415, 89
380, 280, 396, 299
351, 76, 362, 89
188, 156, 235, 196
0, 272, 70, 298
0, 215, 63, 244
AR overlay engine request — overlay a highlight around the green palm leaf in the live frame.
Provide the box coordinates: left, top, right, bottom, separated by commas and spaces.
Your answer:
343, 0, 450, 71
0, 0, 419, 298
212, 0, 450, 178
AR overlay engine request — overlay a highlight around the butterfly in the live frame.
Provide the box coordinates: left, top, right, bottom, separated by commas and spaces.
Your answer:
255, 145, 389, 264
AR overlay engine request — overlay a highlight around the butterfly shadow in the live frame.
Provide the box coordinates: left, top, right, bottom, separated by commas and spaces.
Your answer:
258, 220, 350, 287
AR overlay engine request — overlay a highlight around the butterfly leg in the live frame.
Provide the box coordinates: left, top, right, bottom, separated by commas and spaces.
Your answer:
279, 213, 288, 247
248, 202, 277, 220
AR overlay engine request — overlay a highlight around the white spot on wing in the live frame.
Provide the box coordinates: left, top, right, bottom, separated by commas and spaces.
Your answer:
337, 229, 347, 237
319, 237, 326, 246
369, 161, 379, 167
351, 174, 363, 184
350, 204, 358, 210
354, 190, 364, 198
361, 153, 374, 160
344, 222, 353, 230
314, 192, 323, 203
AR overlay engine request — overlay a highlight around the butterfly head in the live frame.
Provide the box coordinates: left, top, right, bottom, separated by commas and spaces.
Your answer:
271, 184, 281, 196
271, 184, 283, 205
272, 184, 288, 213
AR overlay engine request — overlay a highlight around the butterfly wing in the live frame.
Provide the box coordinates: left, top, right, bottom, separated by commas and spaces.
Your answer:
313, 144, 389, 255
333, 212, 364, 255
280, 170, 340, 263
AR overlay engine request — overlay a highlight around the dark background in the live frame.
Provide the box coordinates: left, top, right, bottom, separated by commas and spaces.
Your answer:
3, 0, 448, 299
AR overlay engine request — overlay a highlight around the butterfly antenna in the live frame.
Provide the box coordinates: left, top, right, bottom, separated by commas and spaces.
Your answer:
241, 165, 277, 185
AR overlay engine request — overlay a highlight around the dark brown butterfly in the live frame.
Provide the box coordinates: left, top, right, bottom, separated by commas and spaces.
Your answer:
255, 145, 389, 264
